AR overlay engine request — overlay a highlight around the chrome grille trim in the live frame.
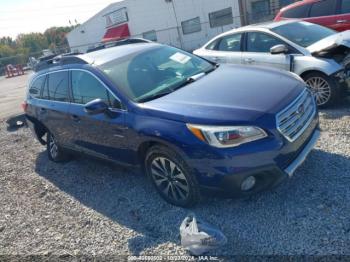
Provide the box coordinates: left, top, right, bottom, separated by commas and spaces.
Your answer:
276, 89, 316, 142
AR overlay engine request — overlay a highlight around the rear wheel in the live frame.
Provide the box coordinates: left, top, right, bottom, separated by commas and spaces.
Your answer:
47, 131, 70, 162
303, 72, 339, 107
145, 145, 201, 207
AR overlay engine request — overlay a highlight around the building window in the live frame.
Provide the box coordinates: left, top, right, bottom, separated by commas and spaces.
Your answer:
209, 7, 233, 28
181, 17, 201, 35
142, 30, 157, 41
252, 0, 270, 16
104, 7, 128, 28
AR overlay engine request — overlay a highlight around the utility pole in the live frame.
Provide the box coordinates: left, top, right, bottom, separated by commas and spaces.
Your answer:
167, 0, 184, 49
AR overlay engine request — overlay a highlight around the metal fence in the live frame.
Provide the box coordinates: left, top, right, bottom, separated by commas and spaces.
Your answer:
0, 5, 287, 76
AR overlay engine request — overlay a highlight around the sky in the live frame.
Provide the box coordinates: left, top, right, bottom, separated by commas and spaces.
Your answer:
0, 0, 123, 39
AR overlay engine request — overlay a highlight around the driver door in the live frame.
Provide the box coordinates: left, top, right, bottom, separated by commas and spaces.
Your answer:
67, 69, 130, 164
242, 32, 290, 71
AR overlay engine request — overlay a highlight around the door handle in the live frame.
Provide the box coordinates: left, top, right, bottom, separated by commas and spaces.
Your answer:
244, 58, 255, 63
39, 108, 47, 113
337, 20, 348, 23
71, 115, 80, 122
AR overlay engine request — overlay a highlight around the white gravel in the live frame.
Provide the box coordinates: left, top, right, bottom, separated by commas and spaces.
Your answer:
0, 100, 349, 257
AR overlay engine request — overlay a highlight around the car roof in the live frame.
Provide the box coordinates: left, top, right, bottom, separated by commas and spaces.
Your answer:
280, 0, 318, 13
236, 19, 300, 31
78, 43, 161, 66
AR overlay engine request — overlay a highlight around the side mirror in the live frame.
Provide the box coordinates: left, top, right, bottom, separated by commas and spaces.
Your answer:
84, 99, 108, 115
270, 44, 288, 55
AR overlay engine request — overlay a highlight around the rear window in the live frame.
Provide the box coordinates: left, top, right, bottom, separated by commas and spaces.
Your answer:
341, 0, 350, 14
282, 4, 311, 18
29, 76, 45, 99
309, 0, 337, 17
42, 71, 69, 102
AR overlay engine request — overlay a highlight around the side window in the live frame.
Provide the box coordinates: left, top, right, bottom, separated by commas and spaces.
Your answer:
341, 0, 350, 14
282, 4, 311, 18
29, 76, 45, 99
247, 32, 285, 53
216, 34, 242, 52
71, 70, 121, 109
42, 71, 69, 102
205, 39, 220, 50
310, 0, 337, 17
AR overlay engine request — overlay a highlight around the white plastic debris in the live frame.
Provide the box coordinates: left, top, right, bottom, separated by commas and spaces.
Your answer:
180, 214, 227, 256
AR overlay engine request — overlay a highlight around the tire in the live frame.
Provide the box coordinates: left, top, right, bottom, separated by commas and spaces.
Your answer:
303, 72, 340, 108
47, 131, 70, 163
145, 145, 201, 207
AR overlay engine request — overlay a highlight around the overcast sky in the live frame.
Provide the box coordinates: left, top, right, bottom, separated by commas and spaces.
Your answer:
0, 0, 123, 39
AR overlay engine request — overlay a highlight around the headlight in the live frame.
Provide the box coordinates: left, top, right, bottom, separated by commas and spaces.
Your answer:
186, 124, 267, 148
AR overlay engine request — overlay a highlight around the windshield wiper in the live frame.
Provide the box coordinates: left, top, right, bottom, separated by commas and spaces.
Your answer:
137, 71, 214, 103
137, 89, 175, 103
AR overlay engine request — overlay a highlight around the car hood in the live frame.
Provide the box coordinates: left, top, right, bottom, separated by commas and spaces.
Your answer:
141, 65, 304, 124
307, 30, 350, 55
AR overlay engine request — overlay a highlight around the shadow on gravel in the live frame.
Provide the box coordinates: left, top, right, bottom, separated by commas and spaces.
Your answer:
34, 147, 350, 255
320, 98, 350, 120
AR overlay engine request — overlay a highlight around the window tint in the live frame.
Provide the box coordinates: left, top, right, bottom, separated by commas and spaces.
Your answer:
209, 8, 233, 28
29, 76, 45, 99
341, 0, 350, 14
71, 71, 121, 108
42, 71, 69, 102
282, 4, 310, 18
182, 17, 201, 35
247, 32, 285, 53
217, 34, 242, 52
310, 0, 336, 17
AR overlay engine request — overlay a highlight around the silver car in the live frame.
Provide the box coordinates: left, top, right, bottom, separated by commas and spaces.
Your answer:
194, 20, 350, 107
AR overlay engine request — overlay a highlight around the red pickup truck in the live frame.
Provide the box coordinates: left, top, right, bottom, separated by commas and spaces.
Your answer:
275, 0, 350, 32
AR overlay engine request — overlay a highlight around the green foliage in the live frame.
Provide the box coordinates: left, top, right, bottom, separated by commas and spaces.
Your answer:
0, 25, 75, 74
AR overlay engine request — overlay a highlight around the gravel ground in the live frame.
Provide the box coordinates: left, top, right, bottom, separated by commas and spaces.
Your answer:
0, 100, 349, 258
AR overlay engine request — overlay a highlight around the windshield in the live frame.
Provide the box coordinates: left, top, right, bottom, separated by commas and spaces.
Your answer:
99, 46, 214, 102
271, 22, 336, 48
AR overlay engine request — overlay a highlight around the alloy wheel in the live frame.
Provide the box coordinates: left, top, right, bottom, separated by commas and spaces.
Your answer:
306, 77, 331, 106
49, 134, 58, 159
151, 157, 190, 202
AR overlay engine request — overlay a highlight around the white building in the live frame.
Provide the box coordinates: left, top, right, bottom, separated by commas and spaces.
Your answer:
67, 0, 242, 53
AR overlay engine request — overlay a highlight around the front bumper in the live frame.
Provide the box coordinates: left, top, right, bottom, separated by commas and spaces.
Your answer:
285, 129, 320, 177
199, 126, 320, 197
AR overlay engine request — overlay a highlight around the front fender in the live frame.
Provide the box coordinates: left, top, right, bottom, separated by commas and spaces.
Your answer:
294, 56, 343, 76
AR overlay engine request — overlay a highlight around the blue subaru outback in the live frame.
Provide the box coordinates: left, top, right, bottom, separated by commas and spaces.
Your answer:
24, 43, 320, 207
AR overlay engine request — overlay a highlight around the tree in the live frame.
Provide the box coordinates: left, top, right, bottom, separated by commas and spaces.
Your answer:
16, 33, 49, 55
44, 26, 75, 53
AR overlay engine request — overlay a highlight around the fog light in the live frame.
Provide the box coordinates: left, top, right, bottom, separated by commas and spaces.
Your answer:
241, 176, 256, 191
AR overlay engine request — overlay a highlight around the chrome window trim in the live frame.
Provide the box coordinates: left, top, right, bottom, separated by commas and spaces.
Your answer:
29, 68, 127, 112
276, 89, 317, 143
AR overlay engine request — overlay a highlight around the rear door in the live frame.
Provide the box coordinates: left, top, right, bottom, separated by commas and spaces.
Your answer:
304, 0, 338, 30
333, 0, 350, 31
201, 33, 243, 64
242, 32, 290, 71
67, 69, 129, 163
38, 70, 71, 146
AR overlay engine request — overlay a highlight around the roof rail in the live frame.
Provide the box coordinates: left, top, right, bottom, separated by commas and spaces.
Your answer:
34, 54, 87, 72
86, 38, 152, 53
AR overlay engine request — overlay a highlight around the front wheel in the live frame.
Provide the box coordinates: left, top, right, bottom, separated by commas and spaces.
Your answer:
303, 72, 339, 107
145, 145, 201, 207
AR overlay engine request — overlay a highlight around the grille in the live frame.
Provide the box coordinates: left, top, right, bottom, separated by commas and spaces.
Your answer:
276, 89, 316, 142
